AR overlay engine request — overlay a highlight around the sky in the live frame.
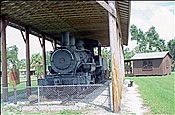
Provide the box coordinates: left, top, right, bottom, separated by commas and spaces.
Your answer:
126, 1, 175, 49
5, 1, 175, 60
6, 27, 53, 60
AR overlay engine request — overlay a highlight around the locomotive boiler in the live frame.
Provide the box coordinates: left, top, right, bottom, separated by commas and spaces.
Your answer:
38, 32, 108, 85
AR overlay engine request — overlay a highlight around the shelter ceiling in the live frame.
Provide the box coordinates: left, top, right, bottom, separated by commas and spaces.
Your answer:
1, 1, 130, 46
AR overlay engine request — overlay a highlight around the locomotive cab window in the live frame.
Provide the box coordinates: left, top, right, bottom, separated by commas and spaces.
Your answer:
93, 47, 98, 56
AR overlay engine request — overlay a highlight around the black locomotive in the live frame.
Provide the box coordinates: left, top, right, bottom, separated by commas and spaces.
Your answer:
38, 32, 109, 85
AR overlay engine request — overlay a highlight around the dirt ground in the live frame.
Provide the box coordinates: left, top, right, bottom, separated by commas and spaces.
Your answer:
29, 80, 150, 115
1, 79, 151, 115
83, 79, 151, 115
119, 79, 151, 115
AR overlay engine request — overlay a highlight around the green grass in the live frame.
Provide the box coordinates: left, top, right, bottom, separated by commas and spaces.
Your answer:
13, 110, 82, 115
1, 77, 38, 97
58, 110, 82, 115
126, 72, 175, 114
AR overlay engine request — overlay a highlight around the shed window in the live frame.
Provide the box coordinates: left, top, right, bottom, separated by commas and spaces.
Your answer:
148, 60, 153, 66
142, 60, 153, 71
143, 61, 147, 67
166, 60, 169, 69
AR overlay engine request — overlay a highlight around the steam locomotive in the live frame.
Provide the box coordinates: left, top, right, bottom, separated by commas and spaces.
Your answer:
38, 32, 109, 85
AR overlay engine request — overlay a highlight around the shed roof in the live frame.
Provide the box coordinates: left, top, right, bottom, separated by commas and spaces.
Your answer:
1, 1, 130, 46
130, 51, 172, 60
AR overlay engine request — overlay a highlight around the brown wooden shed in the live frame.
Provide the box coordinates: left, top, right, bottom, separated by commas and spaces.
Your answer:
125, 51, 172, 76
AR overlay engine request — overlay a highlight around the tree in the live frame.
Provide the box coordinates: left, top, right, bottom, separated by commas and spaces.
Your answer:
18, 59, 26, 69
124, 48, 135, 59
101, 47, 111, 70
6, 45, 19, 70
146, 27, 167, 52
30, 53, 43, 77
130, 25, 147, 53
130, 25, 167, 53
46, 51, 51, 67
167, 38, 175, 65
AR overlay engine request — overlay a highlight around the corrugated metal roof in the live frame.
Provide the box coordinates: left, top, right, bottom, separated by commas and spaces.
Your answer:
130, 51, 172, 60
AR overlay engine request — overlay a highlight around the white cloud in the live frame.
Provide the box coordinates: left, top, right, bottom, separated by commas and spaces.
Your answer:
132, 1, 156, 11
127, 1, 175, 50
130, 17, 151, 32
150, 7, 174, 42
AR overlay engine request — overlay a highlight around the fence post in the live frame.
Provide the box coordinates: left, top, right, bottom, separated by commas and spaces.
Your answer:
38, 86, 40, 110
14, 86, 17, 104
108, 82, 112, 111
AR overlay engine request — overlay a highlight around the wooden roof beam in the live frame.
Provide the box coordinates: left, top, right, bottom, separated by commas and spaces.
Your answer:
5, 16, 55, 42
119, 9, 129, 14
96, 1, 116, 18
118, 1, 129, 5
119, 13, 129, 17
120, 14, 129, 19
96, 0, 122, 41
118, 7, 129, 11
118, 4, 129, 9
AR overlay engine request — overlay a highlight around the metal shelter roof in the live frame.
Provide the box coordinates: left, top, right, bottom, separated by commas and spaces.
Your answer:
1, 1, 130, 46
130, 51, 172, 60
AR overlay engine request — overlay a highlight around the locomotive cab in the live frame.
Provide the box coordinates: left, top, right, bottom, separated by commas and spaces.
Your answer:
83, 39, 108, 83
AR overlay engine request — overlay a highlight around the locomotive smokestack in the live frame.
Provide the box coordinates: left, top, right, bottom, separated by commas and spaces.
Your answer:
61, 32, 69, 47
70, 36, 76, 49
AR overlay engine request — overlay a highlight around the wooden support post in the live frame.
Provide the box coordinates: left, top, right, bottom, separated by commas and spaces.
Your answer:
20, 30, 26, 43
51, 39, 56, 50
108, 1, 121, 113
120, 39, 125, 90
1, 15, 8, 102
53, 39, 57, 50
42, 34, 46, 78
118, 36, 124, 107
25, 26, 31, 96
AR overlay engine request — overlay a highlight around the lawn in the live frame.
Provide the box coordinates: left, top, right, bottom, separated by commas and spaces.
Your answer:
126, 72, 175, 114
1, 76, 38, 97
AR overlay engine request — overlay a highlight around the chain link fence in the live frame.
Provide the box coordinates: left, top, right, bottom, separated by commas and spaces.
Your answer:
1, 81, 112, 114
